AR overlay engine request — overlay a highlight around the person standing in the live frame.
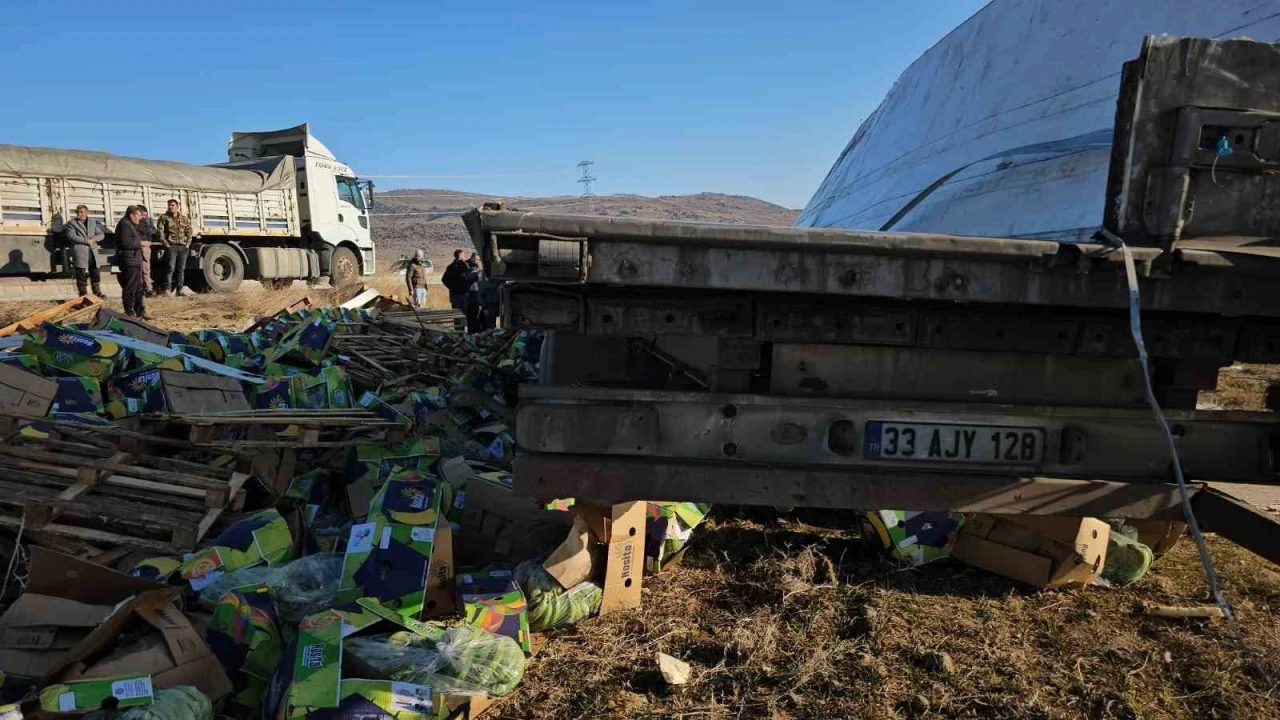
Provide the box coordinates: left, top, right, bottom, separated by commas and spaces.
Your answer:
156, 199, 193, 296
114, 206, 149, 319
441, 249, 469, 310
405, 249, 429, 307
463, 252, 484, 333
63, 205, 104, 297
136, 205, 158, 296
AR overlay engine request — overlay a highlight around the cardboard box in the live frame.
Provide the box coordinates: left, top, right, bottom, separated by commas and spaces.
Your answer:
91, 309, 169, 347
22, 324, 129, 380
108, 369, 249, 418
950, 514, 1110, 588
542, 503, 645, 615
62, 594, 234, 705
0, 353, 39, 372
335, 679, 433, 718
454, 474, 573, 568
0, 362, 56, 417
283, 610, 344, 717
39, 673, 154, 713
457, 569, 531, 654
179, 509, 294, 591
1127, 519, 1187, 556
339, 477, 455, 620
159, 370, 250, 414
50, 377, 103, 415
0, 548, 231, 705
300, 366, 354, 410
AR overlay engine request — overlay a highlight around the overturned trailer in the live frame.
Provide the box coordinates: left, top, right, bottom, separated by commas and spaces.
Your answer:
464, 37, 1280, 565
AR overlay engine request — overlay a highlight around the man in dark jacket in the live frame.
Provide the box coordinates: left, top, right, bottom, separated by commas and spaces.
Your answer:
114, 206, 150, 319
440, 249, 469, 310
463, 252, 484, 332
63, 205, 104, 297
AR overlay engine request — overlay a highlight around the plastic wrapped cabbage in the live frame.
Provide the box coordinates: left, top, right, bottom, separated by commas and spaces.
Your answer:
1102, 521, 1155, 586
196, 553, 343, 622
345, 625, 525, 696
514, 560, 602, 632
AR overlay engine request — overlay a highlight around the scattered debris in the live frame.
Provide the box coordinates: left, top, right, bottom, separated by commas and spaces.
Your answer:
656, 652, 691, 686
1142, 603, 1226, 620
0, 294, 707, 718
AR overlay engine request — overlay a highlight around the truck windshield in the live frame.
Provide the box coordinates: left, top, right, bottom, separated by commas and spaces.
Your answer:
336, 176, 365, 211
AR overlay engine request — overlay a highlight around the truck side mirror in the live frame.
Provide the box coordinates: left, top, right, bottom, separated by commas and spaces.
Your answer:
360, 180, 375, 210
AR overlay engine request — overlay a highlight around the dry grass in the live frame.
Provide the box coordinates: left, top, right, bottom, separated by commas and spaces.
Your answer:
496, 510, 1280, 720
1198, 364, 1279, 411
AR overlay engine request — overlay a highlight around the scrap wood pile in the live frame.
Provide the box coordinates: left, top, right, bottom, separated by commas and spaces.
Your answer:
0, 295, 712, 720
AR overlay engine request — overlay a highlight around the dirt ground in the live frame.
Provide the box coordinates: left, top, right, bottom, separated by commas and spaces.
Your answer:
1, 290, 1278, 719
498, 513, 1279, 720
0, 273, 449, 333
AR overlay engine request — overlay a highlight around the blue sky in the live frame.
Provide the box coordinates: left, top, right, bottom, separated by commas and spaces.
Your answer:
1, 0, 987, 208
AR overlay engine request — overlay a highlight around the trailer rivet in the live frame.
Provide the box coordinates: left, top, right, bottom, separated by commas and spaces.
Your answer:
722, 442, 738, 456
722, 404, 737, 419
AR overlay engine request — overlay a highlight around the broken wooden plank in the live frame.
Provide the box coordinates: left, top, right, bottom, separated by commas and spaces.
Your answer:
0, 295, 102, 338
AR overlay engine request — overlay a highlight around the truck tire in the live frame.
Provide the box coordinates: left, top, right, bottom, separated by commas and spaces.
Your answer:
329, 246, 358, 287
201, 244, 244, 293
261, 278, 294, 291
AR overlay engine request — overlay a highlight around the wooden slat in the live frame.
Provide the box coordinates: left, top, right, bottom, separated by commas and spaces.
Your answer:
0, 446, 226, 492
0, 295, 102, 337
0, 516, 174, 554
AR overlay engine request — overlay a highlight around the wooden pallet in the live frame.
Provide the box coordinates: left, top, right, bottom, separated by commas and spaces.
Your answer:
158, 409, 400, 448
0, 434, 249, 553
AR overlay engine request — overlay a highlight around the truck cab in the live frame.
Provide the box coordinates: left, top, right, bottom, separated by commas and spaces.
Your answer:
228, 124, 375, 284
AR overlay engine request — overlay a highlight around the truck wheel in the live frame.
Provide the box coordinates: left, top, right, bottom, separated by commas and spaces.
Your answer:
330, 246, 358, 287
202, 244, 244, 293
261, 278, 294, 291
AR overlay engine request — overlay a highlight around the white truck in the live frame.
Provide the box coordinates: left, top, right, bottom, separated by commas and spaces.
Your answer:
0, 124, 374, 292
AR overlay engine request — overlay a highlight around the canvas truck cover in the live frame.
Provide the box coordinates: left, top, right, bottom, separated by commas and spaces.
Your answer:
0, 145, 296, 194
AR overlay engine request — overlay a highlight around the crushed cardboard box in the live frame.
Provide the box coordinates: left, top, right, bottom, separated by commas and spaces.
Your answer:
0, 548, 232, 707
950, 514, 1110, 588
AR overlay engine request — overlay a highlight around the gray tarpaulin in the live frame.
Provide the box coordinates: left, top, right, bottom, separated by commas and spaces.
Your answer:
0, 145, 296, 193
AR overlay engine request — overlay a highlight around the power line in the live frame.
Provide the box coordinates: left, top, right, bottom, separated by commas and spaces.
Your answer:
362, 170, 562, 179
577, 160, 597, 214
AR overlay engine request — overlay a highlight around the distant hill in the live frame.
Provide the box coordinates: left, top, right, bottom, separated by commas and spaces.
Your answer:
371, 190, 799, 268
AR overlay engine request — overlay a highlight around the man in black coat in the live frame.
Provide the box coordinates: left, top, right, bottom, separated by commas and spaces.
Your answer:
440, 249, 469, 310
114, 205, 150, 319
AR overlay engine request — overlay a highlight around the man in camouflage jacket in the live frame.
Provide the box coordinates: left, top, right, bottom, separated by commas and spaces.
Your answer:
156, 198, 193, 296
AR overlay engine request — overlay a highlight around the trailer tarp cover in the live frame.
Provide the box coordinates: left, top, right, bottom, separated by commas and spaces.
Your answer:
0, 145, 296, 193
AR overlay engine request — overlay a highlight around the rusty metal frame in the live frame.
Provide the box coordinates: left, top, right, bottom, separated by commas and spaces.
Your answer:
504, 285, 1280, 365
466, 209, 1280, 318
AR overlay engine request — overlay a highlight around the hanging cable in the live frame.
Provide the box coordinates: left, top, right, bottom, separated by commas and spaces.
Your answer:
1098, 229, 1262, 675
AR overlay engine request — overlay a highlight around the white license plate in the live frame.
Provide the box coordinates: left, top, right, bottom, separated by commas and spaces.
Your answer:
863, 421, 1045, 464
